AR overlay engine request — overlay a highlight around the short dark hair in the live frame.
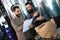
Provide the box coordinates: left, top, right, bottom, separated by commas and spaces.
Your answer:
11, 5, 19, 11
25, 2, 31, 6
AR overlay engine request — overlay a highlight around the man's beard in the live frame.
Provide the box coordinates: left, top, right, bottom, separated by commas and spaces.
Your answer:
16, 14, 21, 17
16, 15, 20, 17
27, 9, 34, 13
16, 13, 22, 17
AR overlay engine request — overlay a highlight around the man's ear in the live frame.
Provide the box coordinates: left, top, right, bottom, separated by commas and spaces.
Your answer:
13, 11, 16, 14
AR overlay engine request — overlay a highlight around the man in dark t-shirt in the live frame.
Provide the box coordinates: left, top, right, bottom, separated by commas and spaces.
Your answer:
25, 2, 45, 40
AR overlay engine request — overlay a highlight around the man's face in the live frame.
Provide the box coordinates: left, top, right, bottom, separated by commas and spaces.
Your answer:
14, 8, 21, 17
26, 4, 32, 12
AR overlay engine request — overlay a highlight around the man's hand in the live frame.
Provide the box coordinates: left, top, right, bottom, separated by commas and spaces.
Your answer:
29, 24, 33, 29
36, 16, 44, 21
33, 11, 39, 17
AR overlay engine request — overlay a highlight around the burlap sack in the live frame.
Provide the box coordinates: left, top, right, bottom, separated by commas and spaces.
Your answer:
35, 19, 57, 38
